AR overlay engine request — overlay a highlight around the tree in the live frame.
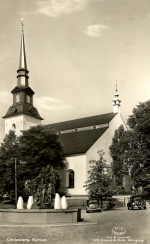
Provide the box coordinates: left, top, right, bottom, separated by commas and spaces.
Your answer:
24, 165, 63, 205
84, 150, 119, 198
109, 100, 150, 193
127, 100, 150, 134
126, 100, 150, 193
109, 125, 127, 187
0, 125, 66, 204
18, 125, 66, 203
0, 130, 19, 198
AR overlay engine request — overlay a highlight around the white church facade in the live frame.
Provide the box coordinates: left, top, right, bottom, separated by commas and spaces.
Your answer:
47, 111, 126, 196
3, 26, 128, 197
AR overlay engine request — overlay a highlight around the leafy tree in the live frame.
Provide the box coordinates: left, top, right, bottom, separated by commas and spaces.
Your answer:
18, 125, 66, 204
109, 100, 150, 193
109, 125, 127, 187
0, 130, 19, 198
84, 150, 119, 198
0, 125, 66, 205
126, 100, 150, 193
24, 165, 63, 205
127, 100, 150, 134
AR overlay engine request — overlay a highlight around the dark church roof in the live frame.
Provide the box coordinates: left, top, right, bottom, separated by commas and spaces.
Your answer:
46, 112, 117, 155
56, 128, 108, 155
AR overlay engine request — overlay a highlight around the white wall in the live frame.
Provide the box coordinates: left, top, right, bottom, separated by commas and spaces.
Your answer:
4, 114, 41, 136
5, 115, 24, 136
23, 114, 41, 131
66, 154, 87, 195
86, 113, 126, 179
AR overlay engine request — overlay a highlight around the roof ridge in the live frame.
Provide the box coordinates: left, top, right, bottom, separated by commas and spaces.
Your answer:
46, 112, 117, 127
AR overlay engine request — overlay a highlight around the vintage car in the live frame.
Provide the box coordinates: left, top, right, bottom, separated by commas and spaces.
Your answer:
86, 199, 102, 213
127, 195, 146, 210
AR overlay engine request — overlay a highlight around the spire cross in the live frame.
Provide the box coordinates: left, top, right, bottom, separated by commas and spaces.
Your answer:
116, 79, 118, 92
21, 18, 24, 32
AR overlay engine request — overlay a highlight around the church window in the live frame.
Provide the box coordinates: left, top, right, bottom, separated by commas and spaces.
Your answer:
16, 94, 19, 103
67, 170, 74, 188
26, 95, 30, 103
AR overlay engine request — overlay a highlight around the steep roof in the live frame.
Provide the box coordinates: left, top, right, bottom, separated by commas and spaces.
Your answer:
46, 112, 117, 155
57, 127, 108, 155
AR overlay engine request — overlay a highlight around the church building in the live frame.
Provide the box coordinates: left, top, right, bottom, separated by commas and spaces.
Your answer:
46, 97, 127, 196
3, 25, 128, 197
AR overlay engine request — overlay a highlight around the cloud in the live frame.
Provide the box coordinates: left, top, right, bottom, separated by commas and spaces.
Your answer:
84, 24, 110, 37
34, 96, 74, 110
0, 91, 11, 104
36, 0, 87, 17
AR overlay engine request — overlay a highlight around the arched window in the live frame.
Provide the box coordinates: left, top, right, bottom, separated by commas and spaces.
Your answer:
67, 170, 74, 188
16, 94, 19, 103
26, 95, 30, 103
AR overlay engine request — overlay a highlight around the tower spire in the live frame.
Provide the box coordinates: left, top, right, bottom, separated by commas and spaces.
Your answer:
112, 79, 121, 113
3, 19, 43, 135
17, 18, 29, 88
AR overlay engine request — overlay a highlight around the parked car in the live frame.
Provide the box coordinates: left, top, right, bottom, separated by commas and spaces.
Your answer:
127, 195, 146, 210
86, 199, 102, 213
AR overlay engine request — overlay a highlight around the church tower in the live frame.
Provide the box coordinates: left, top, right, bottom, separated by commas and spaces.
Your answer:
3, 20, 43, 136
112, 80, 121, 113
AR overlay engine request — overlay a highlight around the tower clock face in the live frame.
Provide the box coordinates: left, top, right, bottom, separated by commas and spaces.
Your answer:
30, 107, 38, 116
10, 106, 17, 114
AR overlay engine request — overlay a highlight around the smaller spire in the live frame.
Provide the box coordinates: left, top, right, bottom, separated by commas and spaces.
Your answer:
21, 18, 24, 32
112, 80, 121, 113
116, 79, 118, 92
115, 79, 119, 96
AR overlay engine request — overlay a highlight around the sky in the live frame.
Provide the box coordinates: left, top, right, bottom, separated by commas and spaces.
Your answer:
0, 0, 150, 142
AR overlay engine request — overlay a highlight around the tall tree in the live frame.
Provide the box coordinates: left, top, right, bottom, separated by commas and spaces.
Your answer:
109, 125, 127, 187
18, 125, 66, 201
84, 150, 119, 198
0, 130, 19, 198
126, 100, 150, 193
109, 100, 150, 193
0, 125, 66, 203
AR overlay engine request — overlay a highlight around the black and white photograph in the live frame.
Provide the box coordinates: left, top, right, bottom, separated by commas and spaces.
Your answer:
0, 0, 150, 243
